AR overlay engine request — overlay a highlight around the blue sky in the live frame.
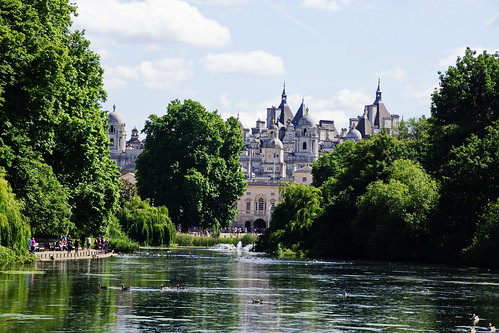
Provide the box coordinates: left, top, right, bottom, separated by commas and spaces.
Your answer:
72, 0, 499, 137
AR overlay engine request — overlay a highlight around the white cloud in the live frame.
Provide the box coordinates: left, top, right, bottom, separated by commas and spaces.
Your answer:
201, 51, 285, 76
301, 0, 351, 12
487, 13, 499, 26
104, 57, 195, 91
73, 0, 231, 47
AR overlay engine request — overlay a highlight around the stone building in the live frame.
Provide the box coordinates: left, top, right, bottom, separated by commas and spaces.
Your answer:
108, 81, 398, 231
233, 81, 399, 231
108, 105, 144, 175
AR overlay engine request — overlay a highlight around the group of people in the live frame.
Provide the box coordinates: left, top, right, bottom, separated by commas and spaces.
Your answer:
27, 235, 111, 254
92, 236, 109, 252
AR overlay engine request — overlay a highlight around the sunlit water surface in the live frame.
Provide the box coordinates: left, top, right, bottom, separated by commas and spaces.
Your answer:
1, 247, 499, 332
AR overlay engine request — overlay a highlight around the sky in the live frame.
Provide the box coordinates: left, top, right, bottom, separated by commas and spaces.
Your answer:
72, 0, 499, 138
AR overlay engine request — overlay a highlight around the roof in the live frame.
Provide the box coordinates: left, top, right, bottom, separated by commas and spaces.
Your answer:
109, 111, 124, 125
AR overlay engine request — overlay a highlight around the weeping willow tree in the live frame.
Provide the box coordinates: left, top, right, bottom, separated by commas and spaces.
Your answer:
256, 183, 323, 257
0, 171, 31, 262
118, 196, 176, 246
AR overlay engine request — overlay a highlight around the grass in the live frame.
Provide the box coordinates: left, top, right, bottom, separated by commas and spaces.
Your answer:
174, 233, 258, 247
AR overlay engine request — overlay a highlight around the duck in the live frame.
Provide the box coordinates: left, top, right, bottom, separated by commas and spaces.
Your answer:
98, 283, 108, 290
176, 284, 187, 290
121, 284, 130, 291
468, 327, 476, 333
160, 284, 170, 290
472, 314, 480, 326
252, 298, 263, 304
489, 323, 497, 332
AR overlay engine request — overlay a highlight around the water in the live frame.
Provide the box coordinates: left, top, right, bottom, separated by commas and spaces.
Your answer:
1, 247, 499, 332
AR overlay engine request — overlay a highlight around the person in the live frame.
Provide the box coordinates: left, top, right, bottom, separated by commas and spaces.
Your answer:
28, 237, 32, 253
74, 239, 79, 254
30, 238, 37, 253
86, 236, 91, 249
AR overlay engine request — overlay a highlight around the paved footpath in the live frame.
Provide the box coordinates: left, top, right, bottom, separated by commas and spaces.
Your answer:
36, 249, 118, 262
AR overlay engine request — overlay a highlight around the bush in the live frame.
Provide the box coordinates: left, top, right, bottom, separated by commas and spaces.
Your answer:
118, 196, 176, 246
105, 217, 139, 253
173, 233, 259, 247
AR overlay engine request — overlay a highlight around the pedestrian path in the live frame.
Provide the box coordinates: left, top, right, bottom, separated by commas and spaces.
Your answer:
36, 249, 117, 261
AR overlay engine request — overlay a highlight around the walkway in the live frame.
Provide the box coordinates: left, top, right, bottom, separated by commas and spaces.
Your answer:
36, 249, 117, 262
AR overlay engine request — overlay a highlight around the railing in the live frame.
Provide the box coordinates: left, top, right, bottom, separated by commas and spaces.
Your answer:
36, 249, 109, 261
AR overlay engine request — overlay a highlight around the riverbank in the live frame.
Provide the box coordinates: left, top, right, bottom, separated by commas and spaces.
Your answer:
36, 249, 118, 262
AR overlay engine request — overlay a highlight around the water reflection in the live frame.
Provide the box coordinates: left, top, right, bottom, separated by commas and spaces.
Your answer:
0, 248, 499, 332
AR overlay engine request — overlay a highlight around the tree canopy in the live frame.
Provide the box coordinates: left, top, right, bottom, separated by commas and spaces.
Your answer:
136, 99, 246, 231
258, 48, 499, 266
0, 0, 120, 237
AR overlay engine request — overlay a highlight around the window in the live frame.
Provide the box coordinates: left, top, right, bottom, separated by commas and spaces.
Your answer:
271, 193, 275, 196
110, 125, 115, 133
110, 138, 114, 145
302, 177, 307, 182
246, 202, 251, 211
246, 192, 251, 195
303, 142, 307, 150
256, 198, 266, 211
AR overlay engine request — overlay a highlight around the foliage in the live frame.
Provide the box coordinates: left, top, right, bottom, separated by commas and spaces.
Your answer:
311, 141, 355, 187
429, 121, 499, 259
462, 198, 499, 265
8, 155, 72, 236
104, 217, 139, 253
119, 178, 137, 208
397, 116, 432, 165
256, 183, 322, 256
0, 0, 121, 237
173, 233, 257, 247
0, 171, 30, 258
118, 196, 176, 246
136, 99, 246, 230
431, 48, 499, 131
354, 159, 439, 259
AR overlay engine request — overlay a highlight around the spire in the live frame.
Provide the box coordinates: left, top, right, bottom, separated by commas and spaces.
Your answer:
374, 78, 382, 104
281, 82, 287, 102
113, 104, 116, 112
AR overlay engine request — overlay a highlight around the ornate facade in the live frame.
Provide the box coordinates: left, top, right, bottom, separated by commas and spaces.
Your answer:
108, 82, 398, 231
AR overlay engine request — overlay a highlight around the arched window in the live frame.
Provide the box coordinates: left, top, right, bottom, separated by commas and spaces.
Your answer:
110, 138, 115, 145
256, 198, 266, 211
110, 125, 115, 133
302, 142, 307, 150
303, 128, 307, 135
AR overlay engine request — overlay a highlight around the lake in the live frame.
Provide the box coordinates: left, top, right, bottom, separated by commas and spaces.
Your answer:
1, 247, 498, 332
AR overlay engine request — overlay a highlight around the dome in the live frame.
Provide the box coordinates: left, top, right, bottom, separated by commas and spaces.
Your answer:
109, 111, 124, 125
345, 128, 362, 141
261, 137, 283, 149
298, 113, 315, 128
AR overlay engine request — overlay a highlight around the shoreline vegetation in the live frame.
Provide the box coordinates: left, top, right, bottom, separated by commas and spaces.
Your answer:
1, 2, 498, 268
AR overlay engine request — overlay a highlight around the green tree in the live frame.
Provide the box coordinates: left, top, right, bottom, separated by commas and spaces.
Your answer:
118, 196, 175, 246
257, 183, 322, 256
430, 121, 499, 259
0, 170, 30, 254
0, 0, 120, 236
311, 140, 354, 187
136, 99, 246, 230
355, 159, 439, 259
427, 48, 499, 171
311, 134, 417, 258
462, 198, 499, 266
